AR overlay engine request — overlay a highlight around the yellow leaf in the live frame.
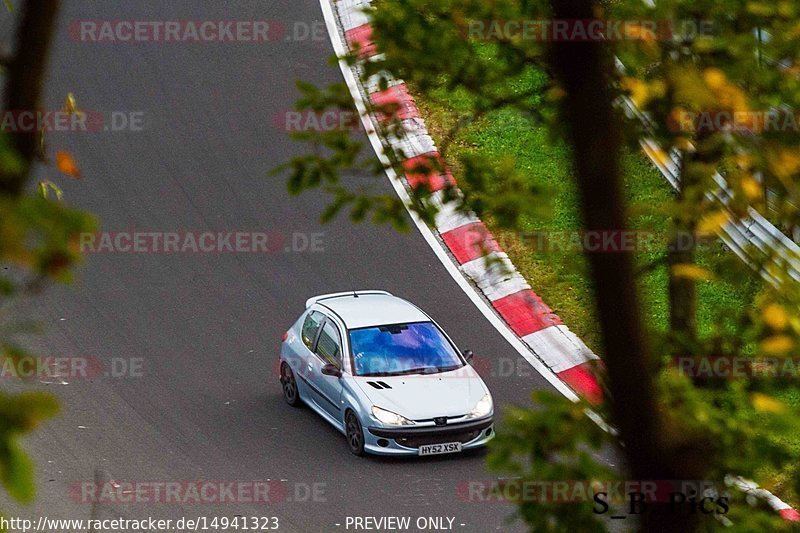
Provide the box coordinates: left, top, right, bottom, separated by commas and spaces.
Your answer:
760, 334, 794, 354
702, 68, 748, 111
64, 93, 78, 115
741, 176, 762, 201
674, 137, 693, 151
670, 263, 714, 280
718, 85, 748, 112
703, 68, 727, 90
763, 303, 789, 330
697, 211, 730, 235
621, 77, 650, 108
752, 393, 786, 414
644, 143, 670, 169
55, 151, 80, 178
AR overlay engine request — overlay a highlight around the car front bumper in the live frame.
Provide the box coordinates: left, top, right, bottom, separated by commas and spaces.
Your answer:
364, 416, 494, 456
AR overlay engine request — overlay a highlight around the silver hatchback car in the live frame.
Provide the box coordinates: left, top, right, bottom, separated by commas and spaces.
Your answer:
279, 291, 494, 456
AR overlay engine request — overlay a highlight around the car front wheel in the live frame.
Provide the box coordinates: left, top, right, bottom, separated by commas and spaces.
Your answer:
345, 411, 365, 456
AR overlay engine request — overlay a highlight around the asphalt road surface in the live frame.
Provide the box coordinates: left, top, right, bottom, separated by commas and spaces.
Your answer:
0, 1, 615, 531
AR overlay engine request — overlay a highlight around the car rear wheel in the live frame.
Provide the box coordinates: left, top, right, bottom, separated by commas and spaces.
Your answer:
345, 411, 365, 456
280, 362, 301, 407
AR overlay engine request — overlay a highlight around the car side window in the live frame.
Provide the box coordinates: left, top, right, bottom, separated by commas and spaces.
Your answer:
315, 320, 343, 367
301, 311, 324, 349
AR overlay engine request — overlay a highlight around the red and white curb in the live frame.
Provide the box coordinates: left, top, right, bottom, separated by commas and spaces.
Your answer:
333, 0, 604, 407
728, 476, 800, 522
322, 0, 798, 522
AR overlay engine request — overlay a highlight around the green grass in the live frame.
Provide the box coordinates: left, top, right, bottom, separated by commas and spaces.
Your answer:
769, 388, 800, 505
416, 87, 761, 351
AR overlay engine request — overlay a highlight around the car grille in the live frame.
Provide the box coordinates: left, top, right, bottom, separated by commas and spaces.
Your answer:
395, 430, 482, 448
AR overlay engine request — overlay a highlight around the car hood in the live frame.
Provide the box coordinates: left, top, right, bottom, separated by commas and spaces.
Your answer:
354, 365, 489, 421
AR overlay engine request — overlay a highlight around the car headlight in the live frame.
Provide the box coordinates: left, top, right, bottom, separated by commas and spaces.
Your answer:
467, 394, 492, 419
371, 406, 415, 426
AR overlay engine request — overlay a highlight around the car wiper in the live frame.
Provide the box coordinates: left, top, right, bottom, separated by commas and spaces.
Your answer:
359, 367, 441, 377
396, 366, 439, 375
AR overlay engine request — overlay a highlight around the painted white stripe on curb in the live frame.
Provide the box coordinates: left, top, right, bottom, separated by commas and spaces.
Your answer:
460, 252, 532, 301
429, 190, 479, 233
336, 0, 371, 31
366, 69, 403, 94
522, 325, 598, 373
387, 118, 437, 158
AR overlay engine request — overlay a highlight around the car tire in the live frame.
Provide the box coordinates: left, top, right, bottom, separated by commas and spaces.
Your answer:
280, 362, 301, 407
345, 410, 366, 456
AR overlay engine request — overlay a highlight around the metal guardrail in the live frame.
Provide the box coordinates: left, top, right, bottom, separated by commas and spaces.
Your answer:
615, 58, 800, 289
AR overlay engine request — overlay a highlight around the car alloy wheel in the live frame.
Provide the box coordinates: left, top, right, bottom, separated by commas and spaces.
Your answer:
280, 363, 301, 407
345, 411, 365, 456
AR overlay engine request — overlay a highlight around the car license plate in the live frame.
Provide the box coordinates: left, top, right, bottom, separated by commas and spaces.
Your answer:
418, 442, 462, 456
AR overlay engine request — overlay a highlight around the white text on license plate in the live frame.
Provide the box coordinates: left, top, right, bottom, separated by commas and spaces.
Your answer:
418, 442, 462, 456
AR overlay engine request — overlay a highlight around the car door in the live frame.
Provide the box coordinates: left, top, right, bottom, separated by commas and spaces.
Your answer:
306, 318, 345, 418
294, 309, 324, 381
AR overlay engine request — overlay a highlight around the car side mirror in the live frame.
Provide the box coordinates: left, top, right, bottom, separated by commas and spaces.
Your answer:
321, 363, 342, 377
462, 350, 474, 363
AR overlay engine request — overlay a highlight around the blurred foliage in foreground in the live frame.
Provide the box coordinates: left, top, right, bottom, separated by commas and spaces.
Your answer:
0, 0, 95, 512
276, 0, 800, 530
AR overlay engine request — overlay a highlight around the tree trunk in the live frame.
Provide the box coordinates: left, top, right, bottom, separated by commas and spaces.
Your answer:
667, 121, 721, 357
0, 0, 60, 196
547, 1, 702, 530
667, 151, 698, 354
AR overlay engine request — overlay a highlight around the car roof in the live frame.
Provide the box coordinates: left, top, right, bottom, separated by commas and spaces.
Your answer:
314, 293, 430, 329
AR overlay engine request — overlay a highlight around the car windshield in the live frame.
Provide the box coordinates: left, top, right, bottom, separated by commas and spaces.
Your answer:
349, 321, 465, 377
